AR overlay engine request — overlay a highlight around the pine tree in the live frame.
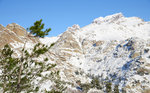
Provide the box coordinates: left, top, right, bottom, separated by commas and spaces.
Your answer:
0, 44, 19, 93
105, 81, 112, 93
45, 71, 67, 93
27, 19, 51, 38
91, 76, 102, 89
16, 43, 55, 93
0, 19, 55, 93
114, 84, 119, 93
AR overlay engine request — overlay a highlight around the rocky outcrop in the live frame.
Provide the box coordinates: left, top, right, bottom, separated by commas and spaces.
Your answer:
0, 23, 39, 48
52, 25, 82, 59
0, 24, 22, 48
6, 23, 26, 36
93, 13, 124, 24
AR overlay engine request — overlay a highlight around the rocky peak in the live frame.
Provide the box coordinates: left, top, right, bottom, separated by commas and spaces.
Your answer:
0, 24, 6, 31
6, 23, 26, 36
93, 13, 124, 24
0, 23, 39, 48
67, 24, 80, 31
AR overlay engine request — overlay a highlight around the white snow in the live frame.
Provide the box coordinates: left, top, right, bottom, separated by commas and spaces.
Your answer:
39, 36, 59, 45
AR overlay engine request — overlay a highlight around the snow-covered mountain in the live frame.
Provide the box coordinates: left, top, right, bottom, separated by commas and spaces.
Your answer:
0, 13, 150, 93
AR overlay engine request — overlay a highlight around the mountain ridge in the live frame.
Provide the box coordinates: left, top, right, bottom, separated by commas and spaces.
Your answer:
0, 13, 150, 93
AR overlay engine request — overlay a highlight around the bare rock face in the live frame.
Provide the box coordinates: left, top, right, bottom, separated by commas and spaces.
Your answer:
53, 25, 82, 59
67, 24, 80, 31
0, 24, 5, 31
0, 24, 22, 48
6, 23, 26, 36
0, 23, 38, 48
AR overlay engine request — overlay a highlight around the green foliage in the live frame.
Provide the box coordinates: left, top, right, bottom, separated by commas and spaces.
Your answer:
91, 76, 102, 90
44, 71, 67, 93
81, 83, 91, 93
51, 72, 67, 92
105, 81, 112, 93
114, 84, 119, 93
45, 89, 62, 93
27, 19, 51, 38
0, 43, 55, 92
0, 19, 56, 92
78, 76, 102, 93
0, 44, 20, 93
1, 44, 13, 57
32, 43, 49, 57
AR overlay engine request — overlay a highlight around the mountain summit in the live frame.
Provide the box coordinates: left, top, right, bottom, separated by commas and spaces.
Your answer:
42, 13, 150, 93
0, 13, 150, 93
93, 13, 124, 24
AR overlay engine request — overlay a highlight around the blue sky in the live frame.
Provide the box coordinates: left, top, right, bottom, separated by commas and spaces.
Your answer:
0, 0, 150, 37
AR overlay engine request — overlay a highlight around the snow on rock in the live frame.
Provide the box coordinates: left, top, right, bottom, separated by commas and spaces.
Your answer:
0, 13, 150, 93
93, 13, 124, 24
39, 36, 59, 45
80, 13, 150, 41
46, 13, 150, 93
67, 24, 80, 31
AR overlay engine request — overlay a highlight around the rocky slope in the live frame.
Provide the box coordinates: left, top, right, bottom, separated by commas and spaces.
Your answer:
46, 13, 150, 93
0, 13, 150, 93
